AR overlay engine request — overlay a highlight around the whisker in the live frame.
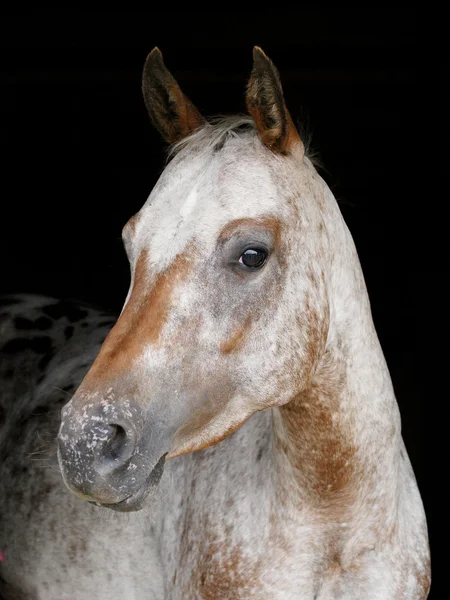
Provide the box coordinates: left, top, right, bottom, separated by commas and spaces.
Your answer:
26, 447, 51, 457
52, 386, 73, 397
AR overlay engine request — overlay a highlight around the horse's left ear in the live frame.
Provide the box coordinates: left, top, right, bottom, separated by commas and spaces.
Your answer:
246, 47, 303, 156
142, 47, 206, 145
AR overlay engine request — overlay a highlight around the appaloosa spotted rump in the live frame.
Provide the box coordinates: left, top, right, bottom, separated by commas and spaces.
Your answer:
0, 48, 430, 599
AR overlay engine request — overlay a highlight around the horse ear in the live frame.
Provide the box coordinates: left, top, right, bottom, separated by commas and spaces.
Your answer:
142, 47, 205, 145
246, 47, 302, 156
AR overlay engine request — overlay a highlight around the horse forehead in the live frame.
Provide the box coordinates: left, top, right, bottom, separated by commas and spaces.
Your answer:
155, 143, 281, 211
135, 148, 286, 270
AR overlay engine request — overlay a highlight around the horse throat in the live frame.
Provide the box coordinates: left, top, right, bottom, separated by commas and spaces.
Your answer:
275, 350, 356, 502
272, 301, 402, 531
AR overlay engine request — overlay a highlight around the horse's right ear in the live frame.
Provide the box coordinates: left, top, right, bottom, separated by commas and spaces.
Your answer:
142, 48, 205, 145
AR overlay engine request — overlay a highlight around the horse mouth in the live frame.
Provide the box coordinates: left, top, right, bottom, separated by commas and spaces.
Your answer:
91, 453, 167, 513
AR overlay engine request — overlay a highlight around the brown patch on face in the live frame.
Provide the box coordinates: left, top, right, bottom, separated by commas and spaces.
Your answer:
218, 216, 282, 245
81, 248, 192, 388
220, 314, 252, 355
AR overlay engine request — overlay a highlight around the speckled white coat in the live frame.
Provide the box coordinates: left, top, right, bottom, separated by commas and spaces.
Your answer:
0, 117, 430, 599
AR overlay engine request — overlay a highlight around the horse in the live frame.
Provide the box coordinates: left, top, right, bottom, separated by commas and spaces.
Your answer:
0, 47, 430, 599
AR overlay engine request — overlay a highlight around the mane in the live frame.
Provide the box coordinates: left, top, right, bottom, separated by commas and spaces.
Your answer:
167, 114, 318, 164
167, 115, 256, 158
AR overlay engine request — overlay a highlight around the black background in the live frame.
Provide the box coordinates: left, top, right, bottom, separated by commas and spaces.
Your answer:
1, 9, 444, 598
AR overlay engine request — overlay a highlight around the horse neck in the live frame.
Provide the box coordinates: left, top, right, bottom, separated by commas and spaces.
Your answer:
272, 185, 401, 533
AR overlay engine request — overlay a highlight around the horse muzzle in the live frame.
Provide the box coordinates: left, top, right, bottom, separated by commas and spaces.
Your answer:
57, 395, 168, 511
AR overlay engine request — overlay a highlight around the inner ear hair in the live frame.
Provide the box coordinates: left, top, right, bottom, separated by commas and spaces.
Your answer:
246, 46, 302, 156
142, 47, 205, 145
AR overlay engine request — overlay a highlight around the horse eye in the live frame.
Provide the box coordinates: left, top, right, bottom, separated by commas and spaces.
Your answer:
239, 248, 267, 269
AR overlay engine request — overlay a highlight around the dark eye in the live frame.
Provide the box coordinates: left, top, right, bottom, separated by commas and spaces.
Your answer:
239, 248, 267, 269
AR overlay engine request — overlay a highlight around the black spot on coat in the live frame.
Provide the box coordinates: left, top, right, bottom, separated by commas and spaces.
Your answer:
42, 301, 88, 323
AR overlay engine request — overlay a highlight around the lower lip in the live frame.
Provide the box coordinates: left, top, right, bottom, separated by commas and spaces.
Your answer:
94, 453, 167, 512
102, 484, 150, 512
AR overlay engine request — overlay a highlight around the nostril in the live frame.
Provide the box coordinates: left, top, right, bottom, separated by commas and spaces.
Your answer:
105, 424, 128, 460
95, 423, 137, 470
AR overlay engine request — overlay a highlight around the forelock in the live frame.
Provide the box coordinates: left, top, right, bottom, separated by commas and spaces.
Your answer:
168, 114, 317, 164
167, 115, 257, 158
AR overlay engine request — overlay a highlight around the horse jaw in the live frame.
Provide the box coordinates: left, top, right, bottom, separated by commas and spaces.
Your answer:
167, 396, 258, 458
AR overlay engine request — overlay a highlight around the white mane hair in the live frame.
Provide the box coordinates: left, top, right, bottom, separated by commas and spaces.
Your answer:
167, 115, 256, 158
167, 114, 317, 163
